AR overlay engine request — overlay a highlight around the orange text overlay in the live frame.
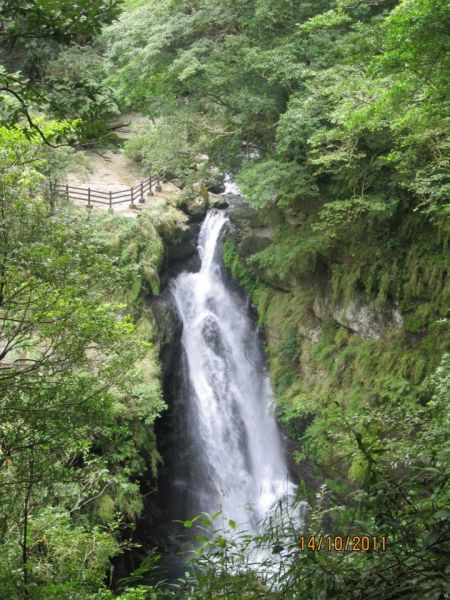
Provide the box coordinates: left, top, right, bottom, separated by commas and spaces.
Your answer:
299, 535, 387, 552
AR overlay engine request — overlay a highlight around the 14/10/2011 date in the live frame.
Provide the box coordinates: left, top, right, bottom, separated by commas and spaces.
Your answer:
299, 535, 387, 552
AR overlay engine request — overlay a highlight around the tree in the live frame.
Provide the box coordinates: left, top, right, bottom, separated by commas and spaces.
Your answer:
0, 0, 123, 144
0, 126, 163, 596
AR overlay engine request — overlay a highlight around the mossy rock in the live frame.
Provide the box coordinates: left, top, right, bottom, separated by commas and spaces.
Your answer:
208, 192, 228, 209
168, 238, 196, 261
238, 233, 272, 258
257, 267, 292, 292
184, 195, 208, 221
179, 184, 210, 221
149, 299, 180, 348
149, 296, 183, 377
228, 206, 265, 231
313, 291, 404, 340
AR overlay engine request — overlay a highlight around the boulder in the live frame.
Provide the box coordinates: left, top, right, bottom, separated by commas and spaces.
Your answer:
208, 192, 228, 209
228, 206, 265, 231
167, 223, 197, 261
184, 195, 208, 221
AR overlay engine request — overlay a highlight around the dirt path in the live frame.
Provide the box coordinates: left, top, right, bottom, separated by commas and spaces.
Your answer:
66, 115, 180, 218
68, 150, 145, 191
67, 150, 150, 217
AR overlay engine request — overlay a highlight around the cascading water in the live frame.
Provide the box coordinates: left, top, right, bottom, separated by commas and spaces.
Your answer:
170, 210, 295, 534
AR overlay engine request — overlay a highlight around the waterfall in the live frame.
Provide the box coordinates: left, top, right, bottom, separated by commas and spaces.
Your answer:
223, 174, 241, 195
170, 210, 295, 534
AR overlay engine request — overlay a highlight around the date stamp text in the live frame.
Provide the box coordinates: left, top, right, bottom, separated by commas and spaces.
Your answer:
299, 535, 387, 552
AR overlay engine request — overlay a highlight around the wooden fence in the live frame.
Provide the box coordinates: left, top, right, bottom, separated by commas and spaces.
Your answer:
55, 176, 160, 210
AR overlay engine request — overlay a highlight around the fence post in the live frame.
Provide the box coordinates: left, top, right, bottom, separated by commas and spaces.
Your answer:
49, 181, 56, 214
109, 191, 113, 213
139, 181, 145, 203
66, 184, 69, 202
149, 175, 153, 196
155, 173, 161, 193
129, 186, 136, 209
87, 187, 93, 209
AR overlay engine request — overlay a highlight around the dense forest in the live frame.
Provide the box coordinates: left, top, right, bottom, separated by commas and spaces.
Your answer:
0, 0, 449, 598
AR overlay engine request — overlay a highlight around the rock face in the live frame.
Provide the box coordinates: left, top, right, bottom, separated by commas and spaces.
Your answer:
228, 206, 265, 231
150, 204, 203, 375
228, 206, 293, 290
149, 293, 183, 379
313, 293, 403, 340
228, 207, 274, 257
238, 230, 272, 258
167, 222, 197, 262
228, 201, 404, 341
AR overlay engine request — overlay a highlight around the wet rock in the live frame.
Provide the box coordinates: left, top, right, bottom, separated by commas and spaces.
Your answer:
183, 195, 208, 222
168, 232, 197, 261
201, 314, 225, 356
149, 294, 183, 378
208, 192, 228, 209
167, 220, 197, 262
207, 182, 226, 194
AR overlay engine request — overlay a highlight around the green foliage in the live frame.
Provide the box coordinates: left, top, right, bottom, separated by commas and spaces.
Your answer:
237, 159, 319, 209
124, 115, 197, 179
221, 246, 450, 596
103, 0, 449, 316
222, 237, 269, 306
143, 356, 450, 599
0, 1, 123, 45
93, 199, 186, 302
0, 125, 167, 597
0, 0, 123, 144
42, 46, 120, 143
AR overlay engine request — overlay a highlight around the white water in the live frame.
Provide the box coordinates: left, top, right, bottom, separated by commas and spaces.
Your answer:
223, 174, 241, 195
171, 210, 294, 534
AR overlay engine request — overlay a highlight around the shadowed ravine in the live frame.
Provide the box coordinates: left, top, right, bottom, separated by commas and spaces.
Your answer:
169, 210, 295, 535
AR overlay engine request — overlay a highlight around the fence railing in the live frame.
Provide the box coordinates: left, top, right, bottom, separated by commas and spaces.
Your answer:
54, 176, 160, 210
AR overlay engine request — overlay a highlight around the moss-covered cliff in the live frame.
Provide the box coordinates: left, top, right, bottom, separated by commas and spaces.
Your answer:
224, 204, 449, 493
